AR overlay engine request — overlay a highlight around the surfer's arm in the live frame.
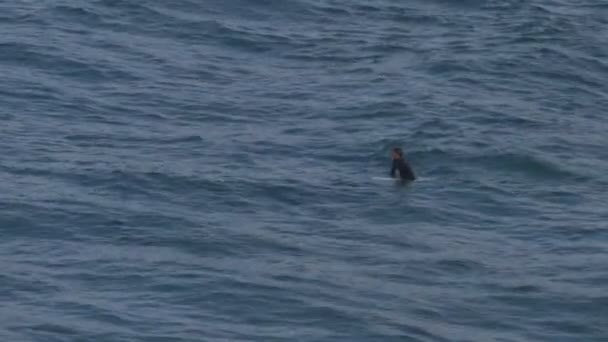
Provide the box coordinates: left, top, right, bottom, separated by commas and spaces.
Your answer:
403, 163, 416, 181
390, 160, 397, 177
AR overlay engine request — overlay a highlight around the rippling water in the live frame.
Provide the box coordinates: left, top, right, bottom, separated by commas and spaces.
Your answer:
1, 0, 608, 341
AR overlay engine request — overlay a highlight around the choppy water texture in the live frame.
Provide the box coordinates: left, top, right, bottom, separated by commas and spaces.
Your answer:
2, 0, 608, 341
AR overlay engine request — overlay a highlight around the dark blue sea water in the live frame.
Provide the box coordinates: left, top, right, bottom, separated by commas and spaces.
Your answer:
2, 0, 608, 341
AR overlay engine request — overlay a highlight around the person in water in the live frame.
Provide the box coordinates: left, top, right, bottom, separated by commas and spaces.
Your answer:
390, 147, 416, 181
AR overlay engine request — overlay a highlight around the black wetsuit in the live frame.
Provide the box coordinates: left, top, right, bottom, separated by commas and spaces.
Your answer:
391, 158, 416, 181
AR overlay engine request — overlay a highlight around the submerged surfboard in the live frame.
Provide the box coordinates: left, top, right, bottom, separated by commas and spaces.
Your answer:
371, 176, 398, 182
372, 176, 426, 183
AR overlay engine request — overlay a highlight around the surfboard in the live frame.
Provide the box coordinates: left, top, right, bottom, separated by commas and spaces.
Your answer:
371, 176, 398, 182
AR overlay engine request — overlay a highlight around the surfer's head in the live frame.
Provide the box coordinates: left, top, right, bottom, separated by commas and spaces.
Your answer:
392, 147, 403, 160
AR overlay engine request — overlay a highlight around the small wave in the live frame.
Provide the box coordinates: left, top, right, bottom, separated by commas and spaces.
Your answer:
64, 134, 203, 146
49, 5, 104, 25
470, 152, 581, 181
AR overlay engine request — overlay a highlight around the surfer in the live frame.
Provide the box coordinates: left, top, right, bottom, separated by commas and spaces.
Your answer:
390, 147, 416, 181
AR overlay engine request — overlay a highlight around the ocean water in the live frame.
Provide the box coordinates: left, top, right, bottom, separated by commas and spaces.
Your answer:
1, 0, 607, 341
